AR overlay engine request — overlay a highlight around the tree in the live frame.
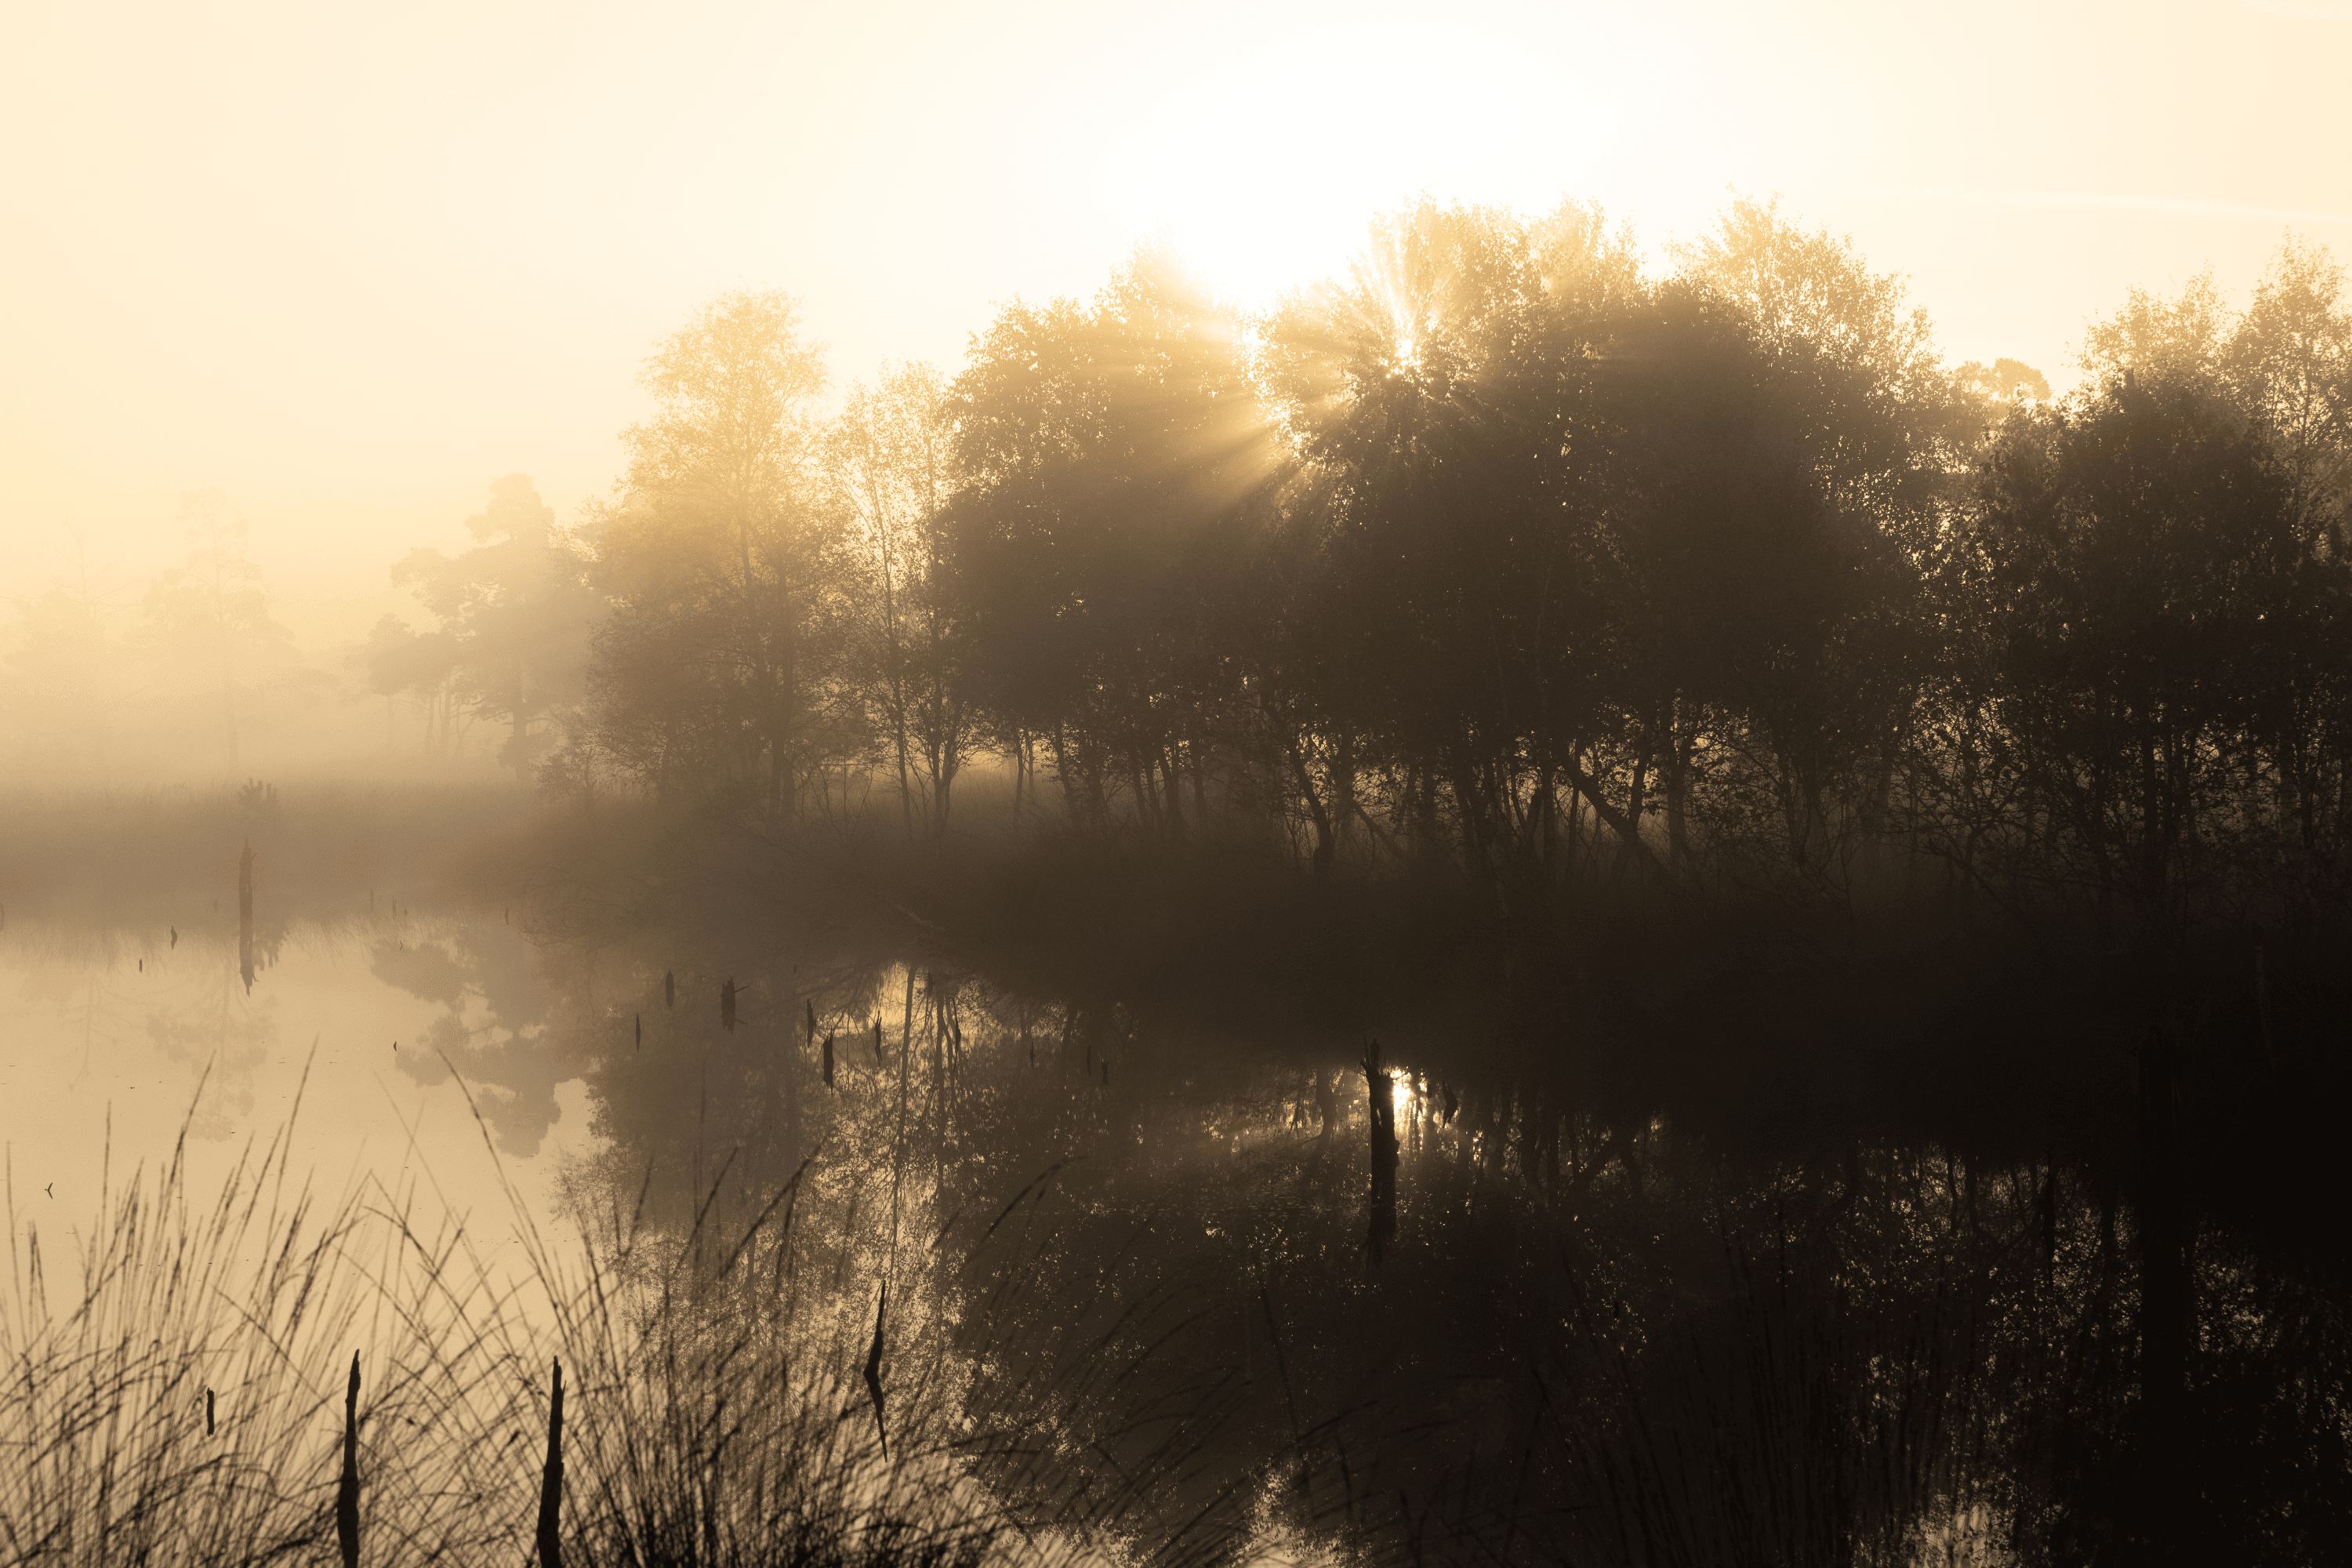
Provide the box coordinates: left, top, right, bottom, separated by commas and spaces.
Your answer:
140, 491, 293, 775
1947, 358, 2053, 448
1956, 358, 2052, 405
1258, 197, 1671, 898
358, 613, 466, 755
2077, 264, 2230, 384
1610, 199, 1951, 893
1243, 194, 1955, 908
1960, 373, 2315, 937
2074, 239, 2352, 543
1592, 308, 1920, 891
940, 245, 1273, 833
379, 475, 597, 775
2223, 235, 2352, 539
577, 290, 856, 811
826, 362, 972, 834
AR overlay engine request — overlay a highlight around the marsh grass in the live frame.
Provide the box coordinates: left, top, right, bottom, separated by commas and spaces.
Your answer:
0, 1050, 1029, 1568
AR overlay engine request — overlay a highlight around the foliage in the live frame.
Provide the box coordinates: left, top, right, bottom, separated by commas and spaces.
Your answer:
826, 362, 973, 833
572, 290, 861, 813
0, 1065, 1021, 1568
934, 245, 1276, 834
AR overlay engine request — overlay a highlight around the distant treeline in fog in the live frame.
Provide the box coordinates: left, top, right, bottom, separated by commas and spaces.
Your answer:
20, 195, 2350, 947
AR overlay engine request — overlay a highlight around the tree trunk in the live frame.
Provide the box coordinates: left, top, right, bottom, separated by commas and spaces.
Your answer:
1552, 752, 1675, 892
1011, 726, 1025, 820
1051, 725, 1078, 822
512, 659, 529, 781
1664, 712, 1692, 872
1331, 735, 1358, 862
1287, 736, 1337, 881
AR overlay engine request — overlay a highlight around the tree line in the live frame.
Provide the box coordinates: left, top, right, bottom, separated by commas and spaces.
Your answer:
2, 492, 332, 778
375, 195, 2352, 946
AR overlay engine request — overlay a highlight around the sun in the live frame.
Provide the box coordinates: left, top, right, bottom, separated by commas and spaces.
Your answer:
1052, 9, 1676, 314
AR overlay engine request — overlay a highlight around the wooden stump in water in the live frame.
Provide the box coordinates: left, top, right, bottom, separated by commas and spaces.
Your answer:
336, 1353, 360, 1568
822, 1032, 836, 1089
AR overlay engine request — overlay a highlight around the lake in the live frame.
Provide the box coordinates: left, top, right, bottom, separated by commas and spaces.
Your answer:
2, 811, 2342, 1566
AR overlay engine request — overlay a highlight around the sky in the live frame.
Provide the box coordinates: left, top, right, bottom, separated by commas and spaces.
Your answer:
4, 0, 2349, 653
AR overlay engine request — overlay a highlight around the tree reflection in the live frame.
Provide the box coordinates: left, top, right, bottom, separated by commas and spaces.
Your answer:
530, 931, 2352, 1563
369, 921, 566, 1156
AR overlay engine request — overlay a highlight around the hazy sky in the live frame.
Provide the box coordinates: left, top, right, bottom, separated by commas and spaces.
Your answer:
5, 0, 2348, 652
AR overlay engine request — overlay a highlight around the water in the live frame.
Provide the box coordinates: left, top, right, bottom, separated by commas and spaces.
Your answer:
5, 862, 2343, 1564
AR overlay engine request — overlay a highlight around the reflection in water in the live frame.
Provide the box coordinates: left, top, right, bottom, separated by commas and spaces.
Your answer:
143, 972, 276, 1141
369, 923, 566, 1156
1361, 1041, 1397, 1263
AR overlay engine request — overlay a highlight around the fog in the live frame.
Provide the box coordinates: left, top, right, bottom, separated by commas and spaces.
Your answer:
6, 4, 2352, 1565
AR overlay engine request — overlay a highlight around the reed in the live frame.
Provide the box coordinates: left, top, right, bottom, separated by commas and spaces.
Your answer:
535, 1358, 564, 1568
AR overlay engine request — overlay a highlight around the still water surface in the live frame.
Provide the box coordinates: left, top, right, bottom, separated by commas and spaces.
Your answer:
2, 907, 598, 1276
